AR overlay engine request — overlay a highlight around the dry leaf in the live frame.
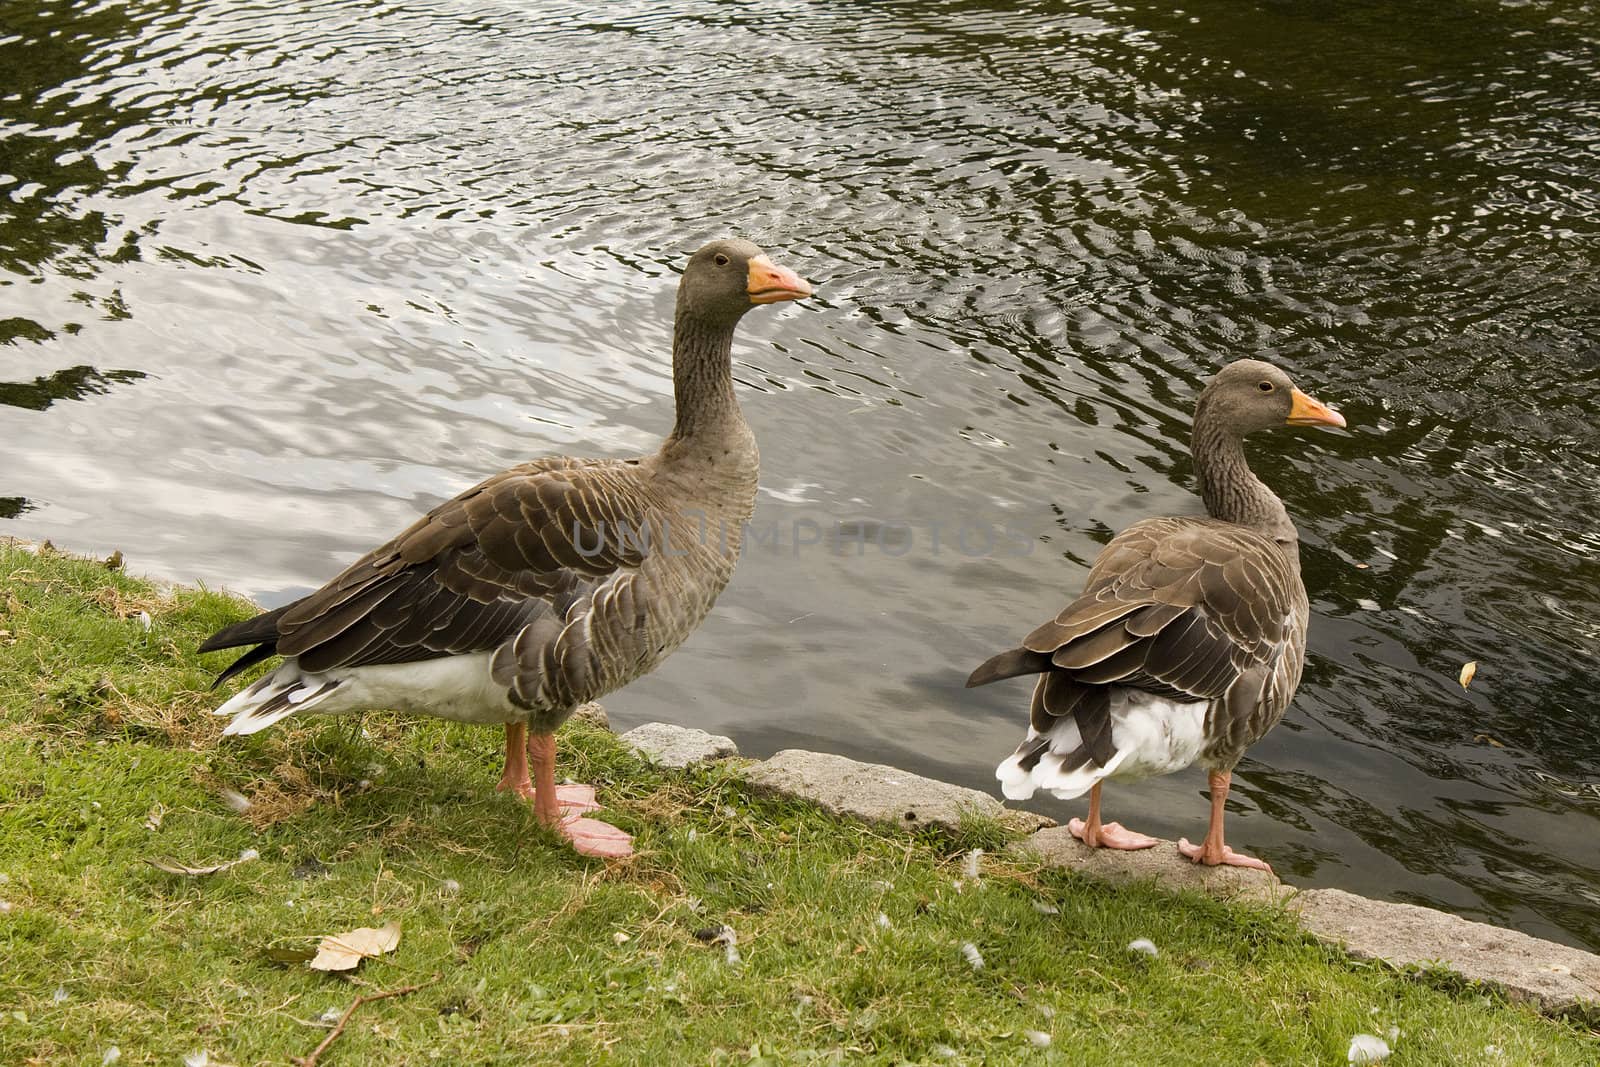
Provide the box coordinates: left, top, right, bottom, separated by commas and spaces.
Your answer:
1459, 661, 1478, 689
309, 921, 402, 972
1473, 733, 1506, 749
145, 849, 258, 876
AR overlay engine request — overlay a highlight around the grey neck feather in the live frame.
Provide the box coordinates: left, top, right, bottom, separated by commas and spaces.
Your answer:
664, 300, 746, 447
1190, 409, 1297, 544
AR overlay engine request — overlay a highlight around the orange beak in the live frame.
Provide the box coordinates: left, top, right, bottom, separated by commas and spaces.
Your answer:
747, 254, 813, 304
1286, 388, 1347, 429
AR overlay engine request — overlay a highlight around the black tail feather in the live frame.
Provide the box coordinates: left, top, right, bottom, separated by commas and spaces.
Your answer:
198, 604, 292, 653
1012, 734, 1097, 778
209, 642, 280, 690
966, 646, 1053, 688
1012, 734, 1050, 773
200, 604, 296, 689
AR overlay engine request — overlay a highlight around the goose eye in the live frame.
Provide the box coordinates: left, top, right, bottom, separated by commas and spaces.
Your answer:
1258, 381, 1274, 392
714, 253, 730, 267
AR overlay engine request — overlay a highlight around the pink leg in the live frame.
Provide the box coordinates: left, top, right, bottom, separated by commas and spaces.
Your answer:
1178, 770, 1272, 872
528, 732, 632, 859
494, 722, 535, 800
495, 725, 598, 813
1068, 782, 1159, 850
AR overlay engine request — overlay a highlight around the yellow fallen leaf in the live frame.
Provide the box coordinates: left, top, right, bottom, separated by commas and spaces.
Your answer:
309, 922, 401, 972
1459, 661, 1478, 689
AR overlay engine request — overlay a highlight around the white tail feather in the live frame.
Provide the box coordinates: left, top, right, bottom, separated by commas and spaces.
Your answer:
997, 738, 1131, 801
216, 661, 343, 736
995, 689, 1208, 800
221, 701, 306, 737
212, 673, 274, 714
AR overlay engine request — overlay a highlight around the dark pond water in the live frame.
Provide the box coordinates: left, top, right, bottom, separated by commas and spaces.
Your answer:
3, 0, 1598, 948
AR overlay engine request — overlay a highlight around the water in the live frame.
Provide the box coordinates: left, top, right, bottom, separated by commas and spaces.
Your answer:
3, 0, 1598, 948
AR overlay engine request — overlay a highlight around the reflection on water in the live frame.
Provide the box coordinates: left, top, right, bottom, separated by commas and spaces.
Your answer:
1, 0, 1597, 948
0, 366, 147, 412
1, 318, 56, 346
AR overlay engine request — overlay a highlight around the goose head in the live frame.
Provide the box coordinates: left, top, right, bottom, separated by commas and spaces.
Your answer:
678, 239, 812, 326
1199, 359, 1346, 437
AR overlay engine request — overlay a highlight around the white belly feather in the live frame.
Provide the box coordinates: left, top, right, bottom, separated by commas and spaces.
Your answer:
996, 688, 1209, 801
215, 652, 522, 736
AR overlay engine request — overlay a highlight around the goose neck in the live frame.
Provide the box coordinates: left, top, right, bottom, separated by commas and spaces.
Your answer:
1191, 413, 1295, 542
666, 303, 745, 444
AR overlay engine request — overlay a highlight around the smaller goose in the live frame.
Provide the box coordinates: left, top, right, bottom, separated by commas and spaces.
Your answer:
200, 239, 811, 859
968, 359, 1345, 870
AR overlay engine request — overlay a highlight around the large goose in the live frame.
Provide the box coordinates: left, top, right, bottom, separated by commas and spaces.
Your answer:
968, 359, 1345, 870
200, 239, 811, 859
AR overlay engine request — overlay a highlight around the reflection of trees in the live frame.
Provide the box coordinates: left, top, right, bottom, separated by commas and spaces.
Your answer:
1244, 761, 1600, 948
0, 363, 143, 512
0, 318, 55, 345
1310, 406, 1600, 769
0, 365, 145, 411
0, 3, 148, 278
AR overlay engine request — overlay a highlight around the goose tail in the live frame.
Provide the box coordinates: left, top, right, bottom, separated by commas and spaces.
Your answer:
996, 716, 1128, 801
215, 661, 344, 736
966, 647, 1053, 688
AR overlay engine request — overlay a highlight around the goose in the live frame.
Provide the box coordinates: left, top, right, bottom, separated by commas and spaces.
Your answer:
200, 239, 812, 859
967, 359, 1345, 870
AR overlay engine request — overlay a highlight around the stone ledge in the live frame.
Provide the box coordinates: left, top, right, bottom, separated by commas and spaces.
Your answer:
619, 722, 737, 769
741, 749, 992, 834
1293, 887, 1600, 1016
1018, 824, 1284, 904
733, 744, 1598, 1019
741, 749, 1051, 835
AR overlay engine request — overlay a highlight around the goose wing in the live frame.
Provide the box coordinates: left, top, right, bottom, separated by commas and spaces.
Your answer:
972, 515, 1305, 761
201, 457, 658, 708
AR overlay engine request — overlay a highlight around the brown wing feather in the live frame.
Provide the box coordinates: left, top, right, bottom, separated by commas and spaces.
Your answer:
213, 459, 656, 681
980, 515, 1306, 764
1071, 518, 1299, 695
1021, 595, 1139, 654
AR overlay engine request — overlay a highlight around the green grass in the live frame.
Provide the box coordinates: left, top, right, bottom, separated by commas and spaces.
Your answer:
1, 540, 1596, 1066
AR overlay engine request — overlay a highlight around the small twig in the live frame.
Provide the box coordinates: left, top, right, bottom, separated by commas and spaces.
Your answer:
292, 974, 438, 1067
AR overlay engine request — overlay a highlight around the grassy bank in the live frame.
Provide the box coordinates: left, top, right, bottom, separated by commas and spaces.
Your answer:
1, 539, 1596, 1065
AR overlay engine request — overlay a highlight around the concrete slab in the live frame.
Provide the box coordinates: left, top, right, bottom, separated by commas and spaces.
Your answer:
1293, 887, 1600, 1016
1018, 824, 1284, 903
741, 749, 1050, 834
